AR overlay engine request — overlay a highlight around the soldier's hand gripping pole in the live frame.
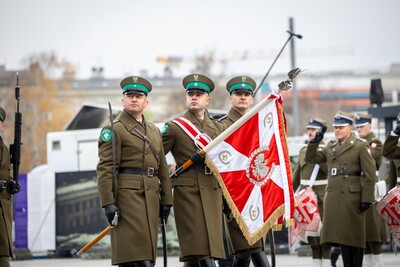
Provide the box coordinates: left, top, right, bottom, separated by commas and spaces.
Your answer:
9, 72, 22, 194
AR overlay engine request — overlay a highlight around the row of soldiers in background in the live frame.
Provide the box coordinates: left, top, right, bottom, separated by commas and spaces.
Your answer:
293, 111, 400, 267
96, 74, 272, 267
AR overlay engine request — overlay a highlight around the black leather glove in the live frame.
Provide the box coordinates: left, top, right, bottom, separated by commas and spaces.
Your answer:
309, 125, 327, 144
223, 199, 233, 221
159, 205, 171, 222
393, 124, 400, 136
191, 149, 205, 163
357, 202, 371, 213
104, 203, 120, 226
7, 180, 20, 194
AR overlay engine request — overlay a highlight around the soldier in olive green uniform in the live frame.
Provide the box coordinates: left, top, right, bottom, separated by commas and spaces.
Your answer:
382, 113, 400, 190
219, 76, 270, 267
0, 107, 12, 267
292, 117, 331, 267
304, 111, 376, 267
97, 76, 173, 267
162, 74, 225, 267
354, 113, 387, 267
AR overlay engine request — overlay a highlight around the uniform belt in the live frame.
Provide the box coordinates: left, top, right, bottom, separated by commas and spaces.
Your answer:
0, 180, 7, 191
300, 179, 328, 186
118, 167, 158, 177
185, 163, 212, 175
329, 168, 362, 177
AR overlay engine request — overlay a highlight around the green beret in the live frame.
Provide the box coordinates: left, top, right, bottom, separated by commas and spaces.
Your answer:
182, 74, 214, 94
226, 76, 256, 95
0, 107, 6, 122
120, 76, 152, 96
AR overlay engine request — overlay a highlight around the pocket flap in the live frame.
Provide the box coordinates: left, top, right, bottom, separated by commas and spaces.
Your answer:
117, 179, 141, 189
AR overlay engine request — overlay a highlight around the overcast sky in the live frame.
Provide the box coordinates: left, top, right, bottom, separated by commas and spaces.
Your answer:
1, 0, 400, 79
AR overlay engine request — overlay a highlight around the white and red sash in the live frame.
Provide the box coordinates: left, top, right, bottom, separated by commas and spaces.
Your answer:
172, 117, 212, 148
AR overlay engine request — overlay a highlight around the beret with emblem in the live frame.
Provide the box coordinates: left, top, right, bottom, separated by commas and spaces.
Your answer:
226, 76, 256, 95
0, 106, 6, 122
120, 76, 152, 96
306, 117, 326, 129
354, 113, 372, 127
182, 74, 214, 94
333, 110, 354, 127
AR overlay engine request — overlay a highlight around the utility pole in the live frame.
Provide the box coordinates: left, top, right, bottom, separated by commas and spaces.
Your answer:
289, 17, 300, 136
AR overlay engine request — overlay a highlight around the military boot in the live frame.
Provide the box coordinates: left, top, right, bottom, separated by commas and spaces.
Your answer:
250, 251, 271, 267
199, 258, 216, 267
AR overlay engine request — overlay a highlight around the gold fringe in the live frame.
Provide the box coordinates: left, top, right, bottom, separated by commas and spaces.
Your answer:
204, 105, 296, 246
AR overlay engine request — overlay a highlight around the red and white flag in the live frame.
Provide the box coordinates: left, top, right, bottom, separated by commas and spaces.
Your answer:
376, 185, 400, 254
204, 93, 294, 245
289, 187, 322, 249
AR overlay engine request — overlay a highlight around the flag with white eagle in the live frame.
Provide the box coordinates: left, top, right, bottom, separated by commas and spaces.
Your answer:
204, 93, 294, 245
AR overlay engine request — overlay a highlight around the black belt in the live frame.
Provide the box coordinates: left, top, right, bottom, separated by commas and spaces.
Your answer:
118, 167, 158, 177
329, 168, 362, 177
184, 164, 212, 175
0, 180, 8, 191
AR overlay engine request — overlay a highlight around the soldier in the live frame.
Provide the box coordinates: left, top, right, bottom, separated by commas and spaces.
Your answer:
219, 76, 270, 267
382, 112, 400, 190
162, 74, 225, 267
304, 110, 376, 267
292, 117, 331, 267
354, 113, 387, 267
97, 76, 173, 267
0, 107, 12, 267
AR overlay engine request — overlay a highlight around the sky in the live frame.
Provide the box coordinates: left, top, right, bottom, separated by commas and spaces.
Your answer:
1, 0, 400, 79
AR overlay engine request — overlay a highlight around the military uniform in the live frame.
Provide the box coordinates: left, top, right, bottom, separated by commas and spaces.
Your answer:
354, 113, 387, 266
162, 74, 225, 264
382, 113, 400, 190
305, 111, 376, 267
0, 107, 12, 267
293, 117, 331, 267
97, 77, 173, 266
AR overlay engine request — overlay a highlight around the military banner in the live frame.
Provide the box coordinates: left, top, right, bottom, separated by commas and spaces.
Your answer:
289, 187, 322, 249
376, 185, 400, 254
204, 93, 294, 245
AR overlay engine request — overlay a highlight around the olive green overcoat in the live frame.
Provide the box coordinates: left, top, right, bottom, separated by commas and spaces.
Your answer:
292, 143, 328, 246
162, 110, 225, 262
97, 110, 173, 265
382, 135, 400, 190
0, 137, 13, 258
305, 133, 376, 248
363, 132, 387, 243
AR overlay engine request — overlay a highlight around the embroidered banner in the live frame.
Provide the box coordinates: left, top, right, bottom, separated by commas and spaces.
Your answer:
376, 185, 400, 254
204, 93, 294, 245
289, 187, 322, 249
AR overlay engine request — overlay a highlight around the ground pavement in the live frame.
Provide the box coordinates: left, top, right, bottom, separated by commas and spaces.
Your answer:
10, 253, 399, 267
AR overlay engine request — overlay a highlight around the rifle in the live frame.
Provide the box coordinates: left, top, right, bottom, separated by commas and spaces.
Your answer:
9, 73, 22, 194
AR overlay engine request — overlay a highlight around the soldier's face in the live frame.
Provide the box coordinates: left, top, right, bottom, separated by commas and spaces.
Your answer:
185, 92, 210, 112
122, 94, 148, 114
306, 128, 319, 141
355, 124, 371, 138
229, 92, 253, 114
334, 125, 352, 142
